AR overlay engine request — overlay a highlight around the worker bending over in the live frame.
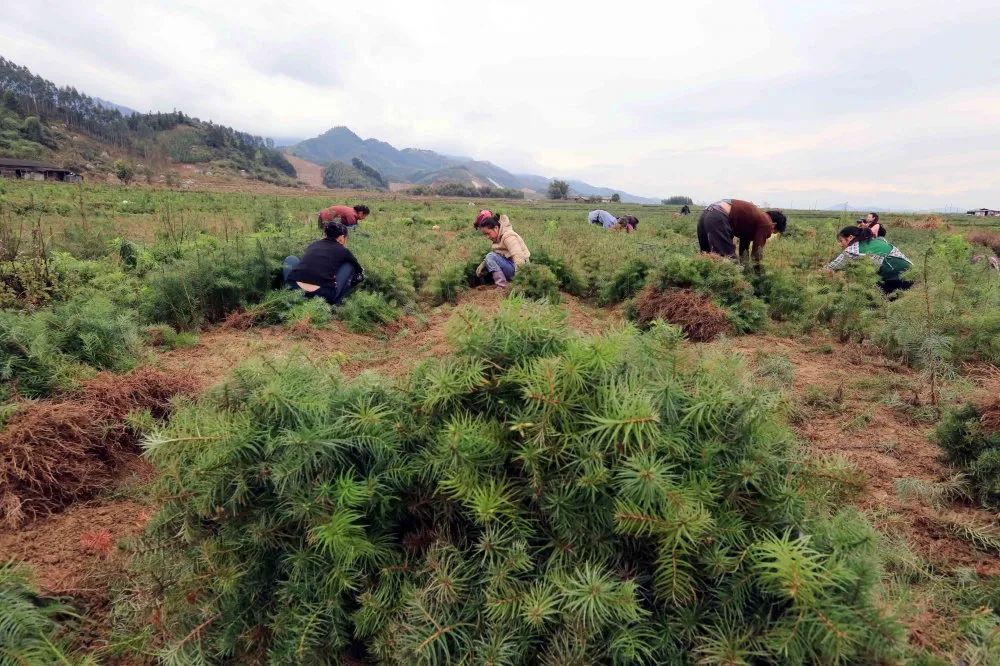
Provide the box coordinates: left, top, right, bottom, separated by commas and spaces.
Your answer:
825, 225, 912, 294
588, 209, 618, 229
697, 199, 787, 262
317, 203, 370, 230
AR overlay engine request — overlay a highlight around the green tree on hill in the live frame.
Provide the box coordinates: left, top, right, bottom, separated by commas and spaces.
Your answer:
323, 160, 386, 190
351, 157, 388, 189
662, 195, 693, 205
547, 179, 569, 199
114, 160, 134, 185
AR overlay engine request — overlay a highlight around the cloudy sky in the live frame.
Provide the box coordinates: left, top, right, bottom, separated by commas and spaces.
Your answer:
3, 0, 998, 209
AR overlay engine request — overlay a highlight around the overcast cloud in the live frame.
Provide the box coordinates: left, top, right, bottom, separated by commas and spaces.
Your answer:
2, 0, 998, 209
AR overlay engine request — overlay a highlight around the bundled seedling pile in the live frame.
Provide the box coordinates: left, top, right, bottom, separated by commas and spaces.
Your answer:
935, 399, 1000, 508
629, 286, 730, 342
223, 289, 332, 331
126, 298, 906, 664
0, 368, 198, 527
624, 255, 771, 340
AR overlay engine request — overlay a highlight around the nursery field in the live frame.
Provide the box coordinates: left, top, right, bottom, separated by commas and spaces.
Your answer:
1, 178, 999, 664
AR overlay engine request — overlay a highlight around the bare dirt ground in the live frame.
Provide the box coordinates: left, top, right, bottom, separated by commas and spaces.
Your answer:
282, 152, 327, 189
153, 289, 615, 386
725, 334, 1000, 574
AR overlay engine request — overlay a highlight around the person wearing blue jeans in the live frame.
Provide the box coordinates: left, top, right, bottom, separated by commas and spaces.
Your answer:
483, 251, 516, 283
283, 256, 357, 305
473, 211, 531, 289
283, 219, 364, 306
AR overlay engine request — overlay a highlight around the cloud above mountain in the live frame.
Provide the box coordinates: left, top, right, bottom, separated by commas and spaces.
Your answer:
2, 0, 998, 208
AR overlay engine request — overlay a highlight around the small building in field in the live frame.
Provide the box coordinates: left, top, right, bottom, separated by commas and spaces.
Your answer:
966, 208, 1000, 217
567, 193, 613, 203
0, 157, 80, 182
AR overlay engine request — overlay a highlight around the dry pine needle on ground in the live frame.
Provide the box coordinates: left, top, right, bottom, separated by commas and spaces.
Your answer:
0, 368, 198, 527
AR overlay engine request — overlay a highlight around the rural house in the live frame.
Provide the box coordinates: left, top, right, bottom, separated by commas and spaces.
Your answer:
0, 157, 80, 182
966, 208, 1000, 217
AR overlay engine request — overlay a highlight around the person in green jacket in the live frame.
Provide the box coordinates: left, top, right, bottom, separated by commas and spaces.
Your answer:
825, 225, 913, 293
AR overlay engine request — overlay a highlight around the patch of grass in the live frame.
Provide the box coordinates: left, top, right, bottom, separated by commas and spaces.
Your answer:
144, 324, 199, 349
875, 440, 900, 454
841, 409, 874, 431
804, 384, 844, 413
754, 351, 795, 383
337, 290, 400, 333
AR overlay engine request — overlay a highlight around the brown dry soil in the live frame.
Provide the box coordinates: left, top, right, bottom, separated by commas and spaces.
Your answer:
154, 289, 613, 385
282, 152, 327, 189
723, 334, 1000, 575
1, 290, 997, 658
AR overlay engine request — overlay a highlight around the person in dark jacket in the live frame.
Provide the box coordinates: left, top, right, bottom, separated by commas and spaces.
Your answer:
283, 219, 365, 305
616, 214, 639, 233
696, 199, 787, 262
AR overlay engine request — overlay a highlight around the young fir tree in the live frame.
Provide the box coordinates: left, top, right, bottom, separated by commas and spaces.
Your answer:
124, 298, 909, 664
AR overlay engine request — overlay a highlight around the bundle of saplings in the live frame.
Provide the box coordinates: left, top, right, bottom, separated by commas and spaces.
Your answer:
629, 254, 768, 334
124, 298, 908, 664
935, 400, 1000, 508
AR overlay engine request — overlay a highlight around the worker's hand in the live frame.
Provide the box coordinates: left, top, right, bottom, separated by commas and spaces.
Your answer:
475, 261, 486, 277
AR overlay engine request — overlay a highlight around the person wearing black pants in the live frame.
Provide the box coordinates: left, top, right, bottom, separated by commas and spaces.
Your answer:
283, 219, 364, 305
697, 204, 737, 256
697, 199, 787, 262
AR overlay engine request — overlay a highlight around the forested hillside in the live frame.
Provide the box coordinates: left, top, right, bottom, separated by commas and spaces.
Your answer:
322, 158, 389, 190
0, 56, 297, 185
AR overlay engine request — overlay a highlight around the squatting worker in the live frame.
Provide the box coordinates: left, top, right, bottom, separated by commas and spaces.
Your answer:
317, 203, 370, 231
282, 218, 365, 306
473, 210, 530, 290
825, 225, 912, 294
588, 209, 618, 229
697, 199, 787, 262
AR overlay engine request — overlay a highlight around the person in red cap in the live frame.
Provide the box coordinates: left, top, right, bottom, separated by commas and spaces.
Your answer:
473, 209, 494, 228
317, 203, 370, 230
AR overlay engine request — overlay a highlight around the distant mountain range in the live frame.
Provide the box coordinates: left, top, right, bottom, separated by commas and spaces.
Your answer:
93, 96, 137, 116
290, 127, 660, 203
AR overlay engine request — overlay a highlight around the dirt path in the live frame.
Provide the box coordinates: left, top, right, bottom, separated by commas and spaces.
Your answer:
153, 289, 615, 386
725, 334, 1000, 574
283, 152, 327, 189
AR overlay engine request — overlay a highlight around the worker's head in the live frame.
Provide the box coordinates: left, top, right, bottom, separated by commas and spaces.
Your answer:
615, 217, 635, 233
474, 209, 494, 228
865, 212, 879, 224
322, 219, 349, 244
353, 204, 370, 220
474, 213, 503, 242
766, 210, 787, 234
837, 225, 874, 248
